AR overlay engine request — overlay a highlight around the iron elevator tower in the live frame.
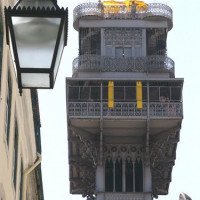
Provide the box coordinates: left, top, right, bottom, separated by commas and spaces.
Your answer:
66, 1, 183, 200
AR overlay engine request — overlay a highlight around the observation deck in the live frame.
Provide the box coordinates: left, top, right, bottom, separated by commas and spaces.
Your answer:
72, 55, 175, 78
66, 78, 183, 137
73, 2, 173, 31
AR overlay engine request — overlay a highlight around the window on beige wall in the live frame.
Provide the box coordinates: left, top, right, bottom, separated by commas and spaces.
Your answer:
12, 120, 19, 189
19, 159, 23, 200
5, 69, 12, 147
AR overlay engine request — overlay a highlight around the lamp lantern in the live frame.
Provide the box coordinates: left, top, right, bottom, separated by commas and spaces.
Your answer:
5, 0, 68, 94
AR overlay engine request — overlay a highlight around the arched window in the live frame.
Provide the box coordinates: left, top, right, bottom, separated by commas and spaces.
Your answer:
115, 157, 122, 192
126, 158, 133, 192
104, 145, 144, 193
135, 159, 143, 192
105, 158, 113, 192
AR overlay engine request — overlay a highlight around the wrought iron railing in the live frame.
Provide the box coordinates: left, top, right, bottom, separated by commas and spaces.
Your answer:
103, 102, 147, 117
149, 102, 183, 117
67, 102, 182, 118
104, 193, 145, 200
73, 3, 173, 30
72, 55, 175, 76
68, 102, 101, 117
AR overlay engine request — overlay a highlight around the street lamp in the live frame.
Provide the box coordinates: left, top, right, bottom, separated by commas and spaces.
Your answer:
5, 0, 68, 94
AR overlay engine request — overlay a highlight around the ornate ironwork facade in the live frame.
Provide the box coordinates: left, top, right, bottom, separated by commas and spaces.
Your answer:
150, 128, 180, 197
73, 55, 175, 76
67, 1, 183, 200
73, 3, 173, 30
104, 28, 142, 46
68, 102, 182, 118
69, 129, 98, 199
104, 144, 144, 163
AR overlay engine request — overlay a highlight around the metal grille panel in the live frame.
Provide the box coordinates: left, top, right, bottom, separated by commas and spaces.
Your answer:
73, 3, 173, 30
73, 55, 175, 76
67, 102, 182, 118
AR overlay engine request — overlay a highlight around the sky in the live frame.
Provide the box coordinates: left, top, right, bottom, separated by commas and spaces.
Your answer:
38, 0, 200, 199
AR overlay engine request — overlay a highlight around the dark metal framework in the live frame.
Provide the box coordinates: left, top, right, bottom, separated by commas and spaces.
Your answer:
73, 3, 173, 31
5, 5, 68, 93
67, 80, 183, 102
66, 79, 183, 119
79, 28, 101, 55
146, 29, 167, 56
66, 79, 183, 198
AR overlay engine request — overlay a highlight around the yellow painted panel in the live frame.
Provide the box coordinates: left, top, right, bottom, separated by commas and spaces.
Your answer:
136, 81, 143, 109
108, 81, 114, 108
102, 1, 148, 13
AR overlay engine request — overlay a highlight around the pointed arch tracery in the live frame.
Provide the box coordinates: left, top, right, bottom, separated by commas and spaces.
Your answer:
104, 144, 144, 192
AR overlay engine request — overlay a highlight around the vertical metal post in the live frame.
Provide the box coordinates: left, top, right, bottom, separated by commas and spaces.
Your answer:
145, 81, 151, 193
100, 81, 103, 165
146, 81, 150, 159
145, 82, 150, 171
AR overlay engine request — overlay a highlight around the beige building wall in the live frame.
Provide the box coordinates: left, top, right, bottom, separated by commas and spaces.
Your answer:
0, 1, 43, 200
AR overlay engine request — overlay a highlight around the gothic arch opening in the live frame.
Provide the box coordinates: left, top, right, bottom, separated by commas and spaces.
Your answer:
104, 145, 144, 193
135, 159, 143, 192
105, 158, 113, 192
115, 157, 122, 192
126, 158, 133, 192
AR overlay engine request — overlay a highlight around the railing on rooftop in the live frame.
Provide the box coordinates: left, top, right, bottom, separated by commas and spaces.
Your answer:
73, 55, 175, 77
67, 102, 183, 118
73, 3, 173, 30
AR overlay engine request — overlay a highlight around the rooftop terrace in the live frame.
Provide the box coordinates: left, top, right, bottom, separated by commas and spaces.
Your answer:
73, 2, 173, 30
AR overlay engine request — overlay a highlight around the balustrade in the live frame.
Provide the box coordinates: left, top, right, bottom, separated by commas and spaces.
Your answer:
73, 55, 174, 76
73, 3, 173, 30
67, 102, 182, 118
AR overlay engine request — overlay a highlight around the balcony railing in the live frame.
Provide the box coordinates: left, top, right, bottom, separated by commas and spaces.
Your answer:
73, 3, 173, 30
104, 193, 145, 200
67, 102, 183, 118
72, 55, 175, 77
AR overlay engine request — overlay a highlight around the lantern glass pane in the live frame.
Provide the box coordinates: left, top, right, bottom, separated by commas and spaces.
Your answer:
12, 17, 61, 69
21, 73, 50, 88
54, 27, 65, 81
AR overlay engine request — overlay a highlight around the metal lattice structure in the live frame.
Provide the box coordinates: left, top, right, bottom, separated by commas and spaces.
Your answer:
104, 28, 142, 46
73, 3, 173, 30
68, 102, 182, 118
67, 1, 183, 200
73, 55, 175, 76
